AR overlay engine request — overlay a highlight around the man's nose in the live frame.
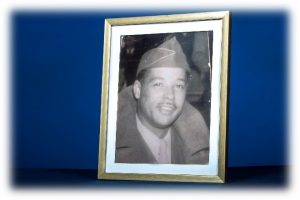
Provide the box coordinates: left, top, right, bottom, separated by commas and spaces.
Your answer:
164, 86, 175, 100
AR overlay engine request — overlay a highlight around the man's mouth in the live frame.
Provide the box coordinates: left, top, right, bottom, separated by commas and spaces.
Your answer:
159, 104, 176, 114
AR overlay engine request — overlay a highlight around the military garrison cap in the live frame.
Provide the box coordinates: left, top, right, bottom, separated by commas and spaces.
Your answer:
136, 37, 191, 76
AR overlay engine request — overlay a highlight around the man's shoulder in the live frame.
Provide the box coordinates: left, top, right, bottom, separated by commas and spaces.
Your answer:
116, 86, 157, 163
174, 101, 210, 164
175, 101, 209, 137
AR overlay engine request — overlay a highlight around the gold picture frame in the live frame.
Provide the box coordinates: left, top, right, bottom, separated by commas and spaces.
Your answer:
98, 11, 230, 183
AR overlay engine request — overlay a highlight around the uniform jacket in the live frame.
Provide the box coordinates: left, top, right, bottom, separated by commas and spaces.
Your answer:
115, 86, 209, 164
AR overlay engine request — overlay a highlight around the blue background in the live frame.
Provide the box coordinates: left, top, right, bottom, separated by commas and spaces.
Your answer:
12, 11, 287, 169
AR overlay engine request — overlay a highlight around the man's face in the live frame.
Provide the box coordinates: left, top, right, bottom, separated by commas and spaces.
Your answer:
133, 67, 187, 130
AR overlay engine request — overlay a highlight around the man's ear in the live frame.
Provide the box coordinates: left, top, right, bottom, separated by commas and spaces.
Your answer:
133, 80, 141, 99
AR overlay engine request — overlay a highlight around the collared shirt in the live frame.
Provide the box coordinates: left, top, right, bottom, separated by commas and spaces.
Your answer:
136, 115, 171, 164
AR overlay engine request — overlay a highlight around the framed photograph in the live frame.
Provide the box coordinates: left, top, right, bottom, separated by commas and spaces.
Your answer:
98, 11, 230, 183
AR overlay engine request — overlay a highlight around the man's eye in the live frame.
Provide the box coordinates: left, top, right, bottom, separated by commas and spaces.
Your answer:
153, 82, 163, 87
176, 83, 185, 89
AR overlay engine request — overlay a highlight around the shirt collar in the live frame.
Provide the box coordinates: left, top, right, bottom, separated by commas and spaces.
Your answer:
136, 115, 171, 162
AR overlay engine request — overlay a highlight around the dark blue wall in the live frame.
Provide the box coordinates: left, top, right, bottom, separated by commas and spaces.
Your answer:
12, 11, 287, 169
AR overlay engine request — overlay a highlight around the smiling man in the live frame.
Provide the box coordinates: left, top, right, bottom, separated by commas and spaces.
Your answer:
115, 37, 209, 164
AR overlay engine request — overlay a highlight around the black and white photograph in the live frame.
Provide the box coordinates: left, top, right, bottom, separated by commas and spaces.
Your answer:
115, 32, 212, 165
98, 11, 230, 183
